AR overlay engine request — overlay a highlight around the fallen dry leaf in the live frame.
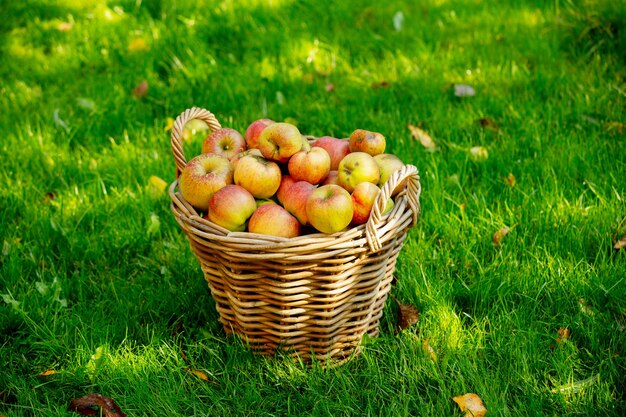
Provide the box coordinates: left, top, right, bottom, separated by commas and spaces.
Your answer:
147, 175, 168, 198
57, 22, 73, 32
184, 368, 216, 384
452, 393, 487, 417
371, 80, 390, 89
422, 339, 438, 362
408, 124, 436, 151
132, 80, 149, 98
578, 298, 594, 316
69, 393, 125, 417
325, 83, 335, 92
614, 235, 626, 251
37, 369, 58, 377
556, 327, 571, 344
604, 121, 626, 134
43, 191, 57, 204
477, 117, 499, 132
127, 38, 149, 53
454, 84, 476, 97
469, 146, 488, 161
163, 117, 175, 132
391, 295, 419, 330
503, 173, 516, 188
492, 227, 511, 246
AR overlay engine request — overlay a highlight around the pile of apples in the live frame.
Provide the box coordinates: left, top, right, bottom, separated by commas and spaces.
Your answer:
179, 119, 405, 238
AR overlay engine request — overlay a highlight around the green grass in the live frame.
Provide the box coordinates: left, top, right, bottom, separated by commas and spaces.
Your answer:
1, 0, 625, 415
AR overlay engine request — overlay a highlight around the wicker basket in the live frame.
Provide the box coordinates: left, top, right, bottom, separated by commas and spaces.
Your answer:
169, 107, 421, 366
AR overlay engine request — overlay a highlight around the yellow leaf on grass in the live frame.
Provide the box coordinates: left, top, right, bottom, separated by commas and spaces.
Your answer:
37, 369, 58, 377
164, 117, 175, 132
422, 339, 438, 362
452, 393, 487, 417
184, 368, 215, 383
492, 227, 511, 246
503, 173, 516, 188
614, 235, 626, 251
57, 22, 73, 32
556, 327, 571, 344
408, 124, 436, 151
470, 146, 489, 161
128, 38, 149, 53
147, 175, 168, 197
391, 295, 419, 330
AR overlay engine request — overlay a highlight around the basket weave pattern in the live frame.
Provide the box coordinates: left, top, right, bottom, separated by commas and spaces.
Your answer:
170, 107, 421, 365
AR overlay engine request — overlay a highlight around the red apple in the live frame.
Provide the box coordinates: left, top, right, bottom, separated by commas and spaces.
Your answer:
179, 153, 233, 211
244, 118, 274, 149
248, 204, 301, 238
288, 147, 331, 185
349, 129, 386, 156
322, 170, 339, 186
351, 182, 393, 225
313, 136, 350, 170
234, 155, 282, 199
337, 152, 380, 193
276, 175, 297, 206
207, 185, 256, 232
282, 181, 315, 226
258, 122, 303, 163
201, 128, 246, 160
305, 184, 353, 234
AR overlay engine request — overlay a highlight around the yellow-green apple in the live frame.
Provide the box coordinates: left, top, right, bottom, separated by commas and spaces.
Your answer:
179, 153, 234, 211
248, 204, 301, 238
282, 181, 315, 226
202, 128, 246, 160
207, 185, 256, 232
322, 170, 339, 186
374, 153, 406, 195
234, 155, 281, 199
301, 136, 312, 151
313, 136, 350, 170
276, 175, 296, 206
288, 147, 331, 185
305, 184, 354, 234
255, 198, 276, 207
349, 129, 386, 156
350, 182, 394, 225
258, 122, 303, 163
231, 148, 263, 170
244, 118, 274, 149
337, 152, 380, 193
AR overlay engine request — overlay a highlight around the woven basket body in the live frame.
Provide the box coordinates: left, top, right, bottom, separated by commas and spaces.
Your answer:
170, 108, 421, 365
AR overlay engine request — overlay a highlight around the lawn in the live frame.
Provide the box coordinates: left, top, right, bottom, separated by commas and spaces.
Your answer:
1, 0, 625, 415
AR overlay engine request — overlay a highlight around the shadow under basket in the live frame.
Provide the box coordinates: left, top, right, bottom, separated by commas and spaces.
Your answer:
169, 107, 422, 367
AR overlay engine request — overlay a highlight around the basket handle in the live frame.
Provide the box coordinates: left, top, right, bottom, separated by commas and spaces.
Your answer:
365, 164, 421, 252
171, 107, 222, 176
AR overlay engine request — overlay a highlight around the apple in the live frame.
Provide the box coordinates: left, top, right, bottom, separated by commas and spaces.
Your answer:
255, 198, 276, 207
234, 155, 282, 199
207, 185, 256, 232
313, 136, 350, 170
337, 152, 380, 193
374, 153, 406, 195
288, 147, 331, 185
305, 184, 354, 234
351, 182, 393, 225
374, 154, 405, 185
244, 118, 274, 149
179, 153, 234, 211
201, 128, 246, 160
231, 148, 263, 170
248, 204, 301, 238
300, 136, 312, 151
282, 181, 315, 226
349, 129, 386, 156
322, 170, 339, 186
258, 122, 303, 163
276, 175, 296, 206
